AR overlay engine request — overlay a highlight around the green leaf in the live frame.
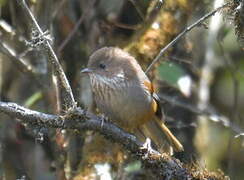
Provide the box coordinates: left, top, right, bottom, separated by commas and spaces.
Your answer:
24, 91, 43, 108
157, 61, 186, 87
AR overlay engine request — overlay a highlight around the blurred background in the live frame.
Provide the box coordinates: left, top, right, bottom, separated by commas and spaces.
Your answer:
0, 0, 243, 179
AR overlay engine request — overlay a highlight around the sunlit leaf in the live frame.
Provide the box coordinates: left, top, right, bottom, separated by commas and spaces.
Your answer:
157, 61, 186, 87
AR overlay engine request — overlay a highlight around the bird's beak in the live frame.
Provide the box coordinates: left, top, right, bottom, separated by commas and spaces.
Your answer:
80, 68, 93, 74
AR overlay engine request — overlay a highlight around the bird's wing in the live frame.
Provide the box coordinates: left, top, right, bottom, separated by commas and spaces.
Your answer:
142, 79, 164, 121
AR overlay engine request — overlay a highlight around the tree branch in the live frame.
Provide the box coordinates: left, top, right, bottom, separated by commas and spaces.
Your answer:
17, 0, 76, 110
145, 2, 230, 74
158, 93, 244, 135
0, 101, 228, 180
0, 101, 144, 152
0, 20, 49, 88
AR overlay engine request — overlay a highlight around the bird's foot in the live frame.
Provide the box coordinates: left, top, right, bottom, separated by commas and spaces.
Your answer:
100, 114, 109, 128
140, 138, 160, 158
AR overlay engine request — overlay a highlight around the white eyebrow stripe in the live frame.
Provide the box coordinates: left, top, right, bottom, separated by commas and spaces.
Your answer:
116, 70, 125, 78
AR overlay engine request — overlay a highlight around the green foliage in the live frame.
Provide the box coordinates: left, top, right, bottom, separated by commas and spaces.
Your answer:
0, 0, 7, 7
24, 91, 43, 108
124, 161, 141, 173
157, 61, 186, 87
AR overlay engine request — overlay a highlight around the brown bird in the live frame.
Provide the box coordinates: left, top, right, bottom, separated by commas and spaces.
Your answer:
81, 47, 183, 153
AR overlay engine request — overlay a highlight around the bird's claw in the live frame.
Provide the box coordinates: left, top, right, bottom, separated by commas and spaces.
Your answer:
140, 138, 160, 158
100, 114, 109, 128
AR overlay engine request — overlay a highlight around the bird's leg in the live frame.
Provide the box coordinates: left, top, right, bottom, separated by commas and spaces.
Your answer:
141, 138, 153, 158
100, 113, 109, 128
140, 138, 161, 158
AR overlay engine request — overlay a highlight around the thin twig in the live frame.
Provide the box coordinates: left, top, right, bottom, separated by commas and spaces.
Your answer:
51, 0, 67, 20
159, 93, 244, 135
0, 41, 34, 74
0, 20, 51, 88
128, 0, 145, 21
57, 0, 97, 54
145, 2, 230, 74
109, 20, 139, 30
0, 40, 50, 89
17, 0, 76, 110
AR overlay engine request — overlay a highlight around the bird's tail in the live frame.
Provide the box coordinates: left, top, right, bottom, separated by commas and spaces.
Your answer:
136, 118, 184, 154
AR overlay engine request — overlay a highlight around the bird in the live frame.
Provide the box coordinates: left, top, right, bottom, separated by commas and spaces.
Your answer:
81, 47, 183, 153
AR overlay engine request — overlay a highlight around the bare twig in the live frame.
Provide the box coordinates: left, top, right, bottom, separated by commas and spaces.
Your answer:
145, 2, 230, 74
57, 0, 97, 54
17, 0, 76, 110
109, 20, 139, 30
51, 0, 67, 20
0, 41, 34, 74
159, 93, 244, 135
0, 20, 52, 89
0, 101, 229, 179
128, 0, 145, 21
0, 40, 50, 89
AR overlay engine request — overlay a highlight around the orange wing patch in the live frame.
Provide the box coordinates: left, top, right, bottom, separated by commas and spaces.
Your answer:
143, 80, 159, 114
152, 99, 158, 114
153, 93, 163, 120
143, 80, 154, 94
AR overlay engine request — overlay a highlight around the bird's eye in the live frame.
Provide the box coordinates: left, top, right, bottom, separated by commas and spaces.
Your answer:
99, 63, 106, 69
